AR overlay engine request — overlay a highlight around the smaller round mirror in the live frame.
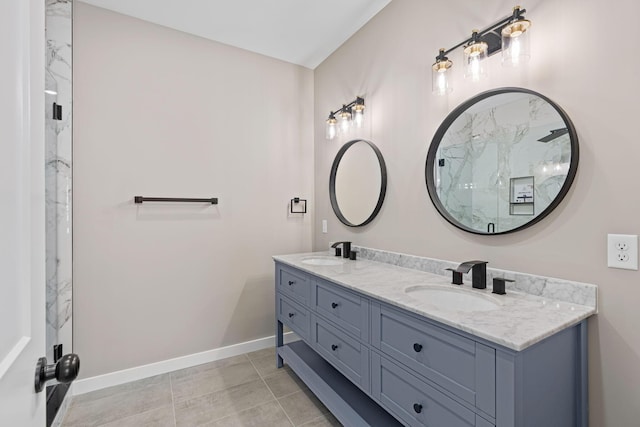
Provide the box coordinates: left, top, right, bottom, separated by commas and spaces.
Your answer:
330, 139, 387, 227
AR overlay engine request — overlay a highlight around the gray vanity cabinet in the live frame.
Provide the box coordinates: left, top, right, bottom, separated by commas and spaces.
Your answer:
275, 262, 588, 427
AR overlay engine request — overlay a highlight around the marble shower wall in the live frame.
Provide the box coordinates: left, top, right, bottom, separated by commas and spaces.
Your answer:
436, 94, 571, 233
45, 0, 72, 360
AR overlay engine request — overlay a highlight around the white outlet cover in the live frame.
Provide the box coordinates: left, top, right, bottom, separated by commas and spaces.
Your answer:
608, 234, 638, 270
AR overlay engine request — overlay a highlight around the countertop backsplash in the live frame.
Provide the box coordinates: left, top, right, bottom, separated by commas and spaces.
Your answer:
349, 245, 598, 310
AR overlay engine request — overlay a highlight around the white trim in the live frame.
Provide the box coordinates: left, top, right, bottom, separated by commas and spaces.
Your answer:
72, 332, 299, 396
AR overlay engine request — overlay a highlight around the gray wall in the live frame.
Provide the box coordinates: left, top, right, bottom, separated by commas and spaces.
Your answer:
314, 0, 640, 425
73, 3, 314, 378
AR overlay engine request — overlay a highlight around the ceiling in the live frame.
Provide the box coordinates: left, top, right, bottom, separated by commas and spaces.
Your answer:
79, 0, 391, 69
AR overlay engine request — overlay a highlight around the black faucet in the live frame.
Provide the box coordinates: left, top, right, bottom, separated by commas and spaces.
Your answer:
446, 260, 488, 289
331, 241, 351, 258
492, 277, 514, 295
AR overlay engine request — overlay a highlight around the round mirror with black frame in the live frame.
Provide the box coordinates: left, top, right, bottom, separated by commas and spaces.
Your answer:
330, 139, 387, 227
425, 87, 579, 235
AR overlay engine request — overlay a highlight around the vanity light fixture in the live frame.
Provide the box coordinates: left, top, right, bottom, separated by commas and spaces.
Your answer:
432, 49, 453, 95
338, 106, 352, 134
325, 112, 337, 140
501, 7, 532, 66
352, 98, 365, 128
325, 96, 365, 140
463, 30, 489, 81
431, 6, 531, 94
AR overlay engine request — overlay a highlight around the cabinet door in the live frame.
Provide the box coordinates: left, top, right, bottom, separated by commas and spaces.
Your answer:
313, 278, 369, 341
372, 352, 477, 427
311, 315, 370, 393
372, 303, 495, 417
277, 264, 311, 305
277, 293, 311, 341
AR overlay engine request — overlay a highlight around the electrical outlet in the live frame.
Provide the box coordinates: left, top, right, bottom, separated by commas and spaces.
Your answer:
608, 234, 638, 270
616, 241, 629, 251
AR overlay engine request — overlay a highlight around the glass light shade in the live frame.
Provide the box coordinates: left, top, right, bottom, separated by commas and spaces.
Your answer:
501, 20, 531, 66
339, 110, 352, 134
325, 117, 337, 140
463, 41, 488, 81
352, 104, 365, 128
432, 59, 453, 95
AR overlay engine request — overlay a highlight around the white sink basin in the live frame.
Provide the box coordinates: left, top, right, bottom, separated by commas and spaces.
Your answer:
301, 256, 346, 266
405, 285, 501, 312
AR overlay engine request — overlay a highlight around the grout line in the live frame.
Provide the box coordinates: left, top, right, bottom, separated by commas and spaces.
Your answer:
92, 405, 174, 427
298, 413, 339, 427
171, 355, 276, 425
169, 355, 257, 404
203, 401, 281, 426
248, 356, 296, 427
65, 378, 173, 426
276, 388, 308, 400
169, 374, 177, 427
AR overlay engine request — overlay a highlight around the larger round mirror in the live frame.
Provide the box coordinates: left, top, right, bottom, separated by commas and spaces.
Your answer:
426, 87, 579, 235
330, 139, 387, 227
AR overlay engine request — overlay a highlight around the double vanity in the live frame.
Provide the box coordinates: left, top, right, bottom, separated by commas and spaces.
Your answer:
273, 248, 597, 427
287, 86, 591, 426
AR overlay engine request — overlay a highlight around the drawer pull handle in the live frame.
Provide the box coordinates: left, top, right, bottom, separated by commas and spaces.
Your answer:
288, 280, 294, 286
413, 343, 423, 352
331, 344, 339, 351
413, 403, 423, 414
331, 302, 339, 309
288, 313, 295, 318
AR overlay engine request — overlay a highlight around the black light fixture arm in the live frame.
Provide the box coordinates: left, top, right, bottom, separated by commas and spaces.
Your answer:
327, 96, 365, 118
438, 7, 527, 58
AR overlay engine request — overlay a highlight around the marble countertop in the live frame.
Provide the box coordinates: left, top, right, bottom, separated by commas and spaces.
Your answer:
273, 251, 597, 351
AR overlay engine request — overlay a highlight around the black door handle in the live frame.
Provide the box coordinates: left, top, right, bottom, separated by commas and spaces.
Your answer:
331, 344, 339, 351
288, 280, 294, 286
331, 302, 339, 309
35, 353, 80, 393
288, 313, 295, 318
413, 343, 423, 352
413, 403, 423, 414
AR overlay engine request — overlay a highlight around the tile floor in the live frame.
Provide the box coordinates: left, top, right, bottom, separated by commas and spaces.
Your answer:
62, 347, 342, 427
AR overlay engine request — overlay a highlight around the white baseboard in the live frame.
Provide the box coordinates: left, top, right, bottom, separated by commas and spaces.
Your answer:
72, 332, 299, 396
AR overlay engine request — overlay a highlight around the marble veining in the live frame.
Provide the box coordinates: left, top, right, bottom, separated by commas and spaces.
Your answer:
353, 245, 597, 308
434, 93, 573, 233
274, 248, 597, 351
46, 0, 72, 361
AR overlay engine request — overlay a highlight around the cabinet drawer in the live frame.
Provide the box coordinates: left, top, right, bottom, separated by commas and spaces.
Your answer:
313, 279, 369, 341
311, 315, 370, 392
372, 353, 492, 427
277, 265, 310, 305
372, 304, 495, 417
277, 294, 310, 341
